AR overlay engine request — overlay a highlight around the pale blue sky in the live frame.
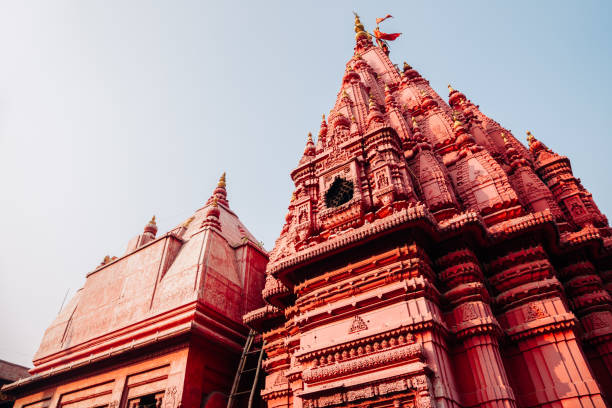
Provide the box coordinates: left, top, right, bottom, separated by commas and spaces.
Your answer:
1, 1, 610, 367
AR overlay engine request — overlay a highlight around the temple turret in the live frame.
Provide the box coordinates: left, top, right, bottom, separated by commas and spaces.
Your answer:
316, 114, 327, 152
500, 133, 566, 223
527, 131, 608, 228
141, 215, 157, 245
448, 84, 531, 164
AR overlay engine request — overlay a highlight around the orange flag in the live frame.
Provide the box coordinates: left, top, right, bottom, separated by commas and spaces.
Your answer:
376, 14, 393, 24
373, 27, 401, 41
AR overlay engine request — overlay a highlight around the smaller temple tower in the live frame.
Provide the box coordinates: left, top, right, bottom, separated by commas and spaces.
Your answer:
3, 174, 268, 408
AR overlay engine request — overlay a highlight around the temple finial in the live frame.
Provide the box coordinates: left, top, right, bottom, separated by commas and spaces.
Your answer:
353, 12, 368, 40
448, 84, 454, 94
368, 93, 376, 108
217, 172, 226, 188
307, 132, 313, 143
526, 130, 535, 145
211, 197, 218, 207
149, 215, 156, 225
501, 132, 508, 144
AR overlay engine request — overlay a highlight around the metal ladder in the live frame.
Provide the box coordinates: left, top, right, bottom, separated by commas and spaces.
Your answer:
226, 330, 265, 408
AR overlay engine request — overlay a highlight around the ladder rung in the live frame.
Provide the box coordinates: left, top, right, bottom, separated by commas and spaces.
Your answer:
246, 348, 262, 354
241, 367, 257, 374
233, 390, 252, 396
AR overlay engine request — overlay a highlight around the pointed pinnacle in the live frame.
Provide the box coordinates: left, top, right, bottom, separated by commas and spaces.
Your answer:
448, 84, 454, 94
149, 215, 156, 225
217, 172, 226, 188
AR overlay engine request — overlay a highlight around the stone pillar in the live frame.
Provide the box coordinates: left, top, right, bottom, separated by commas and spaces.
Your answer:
437, 247, 516, 408
557, 253, 612, 403
488, 242, 606, 407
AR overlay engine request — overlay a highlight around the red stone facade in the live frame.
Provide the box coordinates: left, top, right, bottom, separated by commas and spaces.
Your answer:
3, 175, 268, 408
244, 15, 612, 408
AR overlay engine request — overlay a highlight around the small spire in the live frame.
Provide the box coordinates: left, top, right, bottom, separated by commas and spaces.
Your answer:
211, 197, 218, 207
526, 130, 535, 146
144, 214, 158, 236
501, 132, 509, 144
319, 114, 328, 138
448, 84, 455, 94
403, 62, 412, 71
211, 171, 228, 207
307, 132, 313, 143
412, 117, 418, 128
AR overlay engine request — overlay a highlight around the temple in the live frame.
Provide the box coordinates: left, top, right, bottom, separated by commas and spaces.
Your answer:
3, 175, 268, 408
243, 14, 612, 408
4, 13, 612, 408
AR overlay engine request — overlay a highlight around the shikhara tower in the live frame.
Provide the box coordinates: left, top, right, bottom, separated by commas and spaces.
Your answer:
245, 14, 612, 408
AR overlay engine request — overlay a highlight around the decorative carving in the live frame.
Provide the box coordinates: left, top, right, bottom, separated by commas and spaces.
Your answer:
303, 343, 422, 382
346, 386, 375, 401
461, 303, 478, 321
526, 303, 548, 321
164, 386, 177, 408
379, 379, 407, 395
349, 315, 368, 333
273, 370, 288, 386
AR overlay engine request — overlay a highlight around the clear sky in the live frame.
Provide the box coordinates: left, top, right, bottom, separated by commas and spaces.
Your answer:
0, 1, 610, 367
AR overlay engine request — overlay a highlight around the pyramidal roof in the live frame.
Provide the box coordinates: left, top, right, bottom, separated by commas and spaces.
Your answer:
263, 13, 608, 282
30, 174, 267, 375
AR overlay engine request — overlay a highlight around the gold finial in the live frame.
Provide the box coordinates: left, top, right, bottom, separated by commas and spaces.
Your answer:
342, 89, 349, 99
322, 114, 326, 121
526, 130, 535, 145
353, 12, 367, 40
211, 197, 218, 207
403, 62, 412, 71
149, 215, 156, 225
217, 172, 226, 188
181, 216, 195, 228
368, 93, 376, 108
412, 117, 418, 128
448, 84, 454, 94
307, 132, 313, 142
452, 111, 463, 128
501, 132, 508, 143
290, 192, 296, 202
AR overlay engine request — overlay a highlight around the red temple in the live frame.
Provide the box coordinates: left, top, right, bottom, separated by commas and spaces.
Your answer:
4, 13, 612, 408
4, 175, 268, 407
244, 14, 612, 408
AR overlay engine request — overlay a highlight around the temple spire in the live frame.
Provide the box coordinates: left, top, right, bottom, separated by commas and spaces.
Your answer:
299, 132, 316, 164
211, 171, 229, 206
